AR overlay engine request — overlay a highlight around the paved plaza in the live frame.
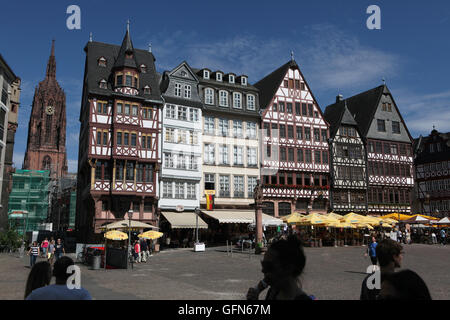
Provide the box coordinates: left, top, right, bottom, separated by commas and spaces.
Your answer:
0, 244, 449, 300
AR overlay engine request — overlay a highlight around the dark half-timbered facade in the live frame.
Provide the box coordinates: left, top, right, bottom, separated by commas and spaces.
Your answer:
76, 29, 163, 242
332, 85, 414, 216
414, 129, 450, 218
254, 59, 330, 217
324, 97, 367, 214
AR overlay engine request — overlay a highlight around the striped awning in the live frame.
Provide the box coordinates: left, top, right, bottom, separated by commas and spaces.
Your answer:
161, 211, 208, 229
202, 210, 284, 226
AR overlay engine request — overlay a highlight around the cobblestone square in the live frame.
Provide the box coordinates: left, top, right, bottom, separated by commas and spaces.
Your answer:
0, 244, 449, 300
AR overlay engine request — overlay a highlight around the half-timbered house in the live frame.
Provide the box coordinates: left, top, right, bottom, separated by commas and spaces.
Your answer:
324, 97, 368, 214
414, 129, 450, 218
254, 59, 330, 217
328, 85, 414, 216
76, 28, 163, 241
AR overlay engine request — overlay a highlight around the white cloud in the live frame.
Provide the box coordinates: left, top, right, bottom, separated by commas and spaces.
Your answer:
142, 24, 399, 91
394, 88, 450, 137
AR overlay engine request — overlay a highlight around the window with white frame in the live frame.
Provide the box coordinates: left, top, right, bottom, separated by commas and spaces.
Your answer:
216, 73, 222, 81
187, 183, 196, 199
234, 176, 244, 198
204, 116, 215, 135
166, 105, 176, 119
248, 176, 257, 198
218, 118, 229, 136
229, 75, 235, 84
219, 175, 230, 197
247, 147, 257, 166
234, 146, 243, 165
163, 181, 173, 198
177, 152, 186, 169
178, 106, 187, 120
233, 92, 242, 109
184, 85, 191, 98
189, 108, 199, 122
165, 128, 175, 142
233, 120, 243, 137
219, 145, 229, 165
175, 182, 185, 199
246, 122, 256, 139
205, 174, 215, 191
177, 130, 187, 144
204, 144, 215, 164
205, 88, 214, 105
189, 131, 198, 145
246, 94, 255, 110
188, 155, 197, 170
241, 77, 247, 86
219, 90, 228, 107
164, 153, 174, 168
175, 83, 182, 97
203, 70, 210, 79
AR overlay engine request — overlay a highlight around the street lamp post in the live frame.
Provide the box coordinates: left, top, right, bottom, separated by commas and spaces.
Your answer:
195, 207, 199, 244
127, 209, 133, 270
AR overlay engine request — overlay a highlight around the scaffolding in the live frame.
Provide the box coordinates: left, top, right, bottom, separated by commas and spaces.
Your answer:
7, 170, 50, 235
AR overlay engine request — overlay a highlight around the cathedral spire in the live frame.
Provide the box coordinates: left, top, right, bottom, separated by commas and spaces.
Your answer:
46, 39, 56, 79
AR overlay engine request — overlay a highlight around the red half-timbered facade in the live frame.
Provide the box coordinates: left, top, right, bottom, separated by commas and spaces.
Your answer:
76, 29, 163, 242
254, 60, 330, 217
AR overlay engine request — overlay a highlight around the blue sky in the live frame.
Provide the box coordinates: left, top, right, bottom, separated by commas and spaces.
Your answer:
1, 0, 449, 173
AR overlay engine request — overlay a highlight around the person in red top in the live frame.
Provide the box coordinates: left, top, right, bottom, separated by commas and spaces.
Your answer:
134, 240, 141, 263
41, 238, 49, 258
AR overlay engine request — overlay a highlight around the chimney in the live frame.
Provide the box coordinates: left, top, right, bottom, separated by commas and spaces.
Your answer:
336, 94, 343, 103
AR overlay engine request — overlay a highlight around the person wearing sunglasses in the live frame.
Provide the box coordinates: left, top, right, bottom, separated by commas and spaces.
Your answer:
247, 235, 313, 300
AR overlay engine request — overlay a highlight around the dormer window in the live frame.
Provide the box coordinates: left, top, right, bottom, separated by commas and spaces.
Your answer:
241, 77, 247, 86
229, 75, 235, 84
140, 64, 147, 73
99, 79, 107, 89
144, 85, 151, 94
98, 57, 107, 67
216, 73, 222, 82
203, 70, 210, 79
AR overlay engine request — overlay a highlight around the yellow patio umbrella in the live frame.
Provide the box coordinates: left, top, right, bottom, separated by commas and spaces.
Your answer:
381, 223, 393, 228
326, 212, 344, 221
138, 231, 164, 240
104, 230, 128, 241
297, 213, 331, 226
282, 212, 305, 224
381, 213, 413, 221
356, 223, 374, 230
381, 218, 398, 225
362, 215, 383, 226
340, 212, 367, 224
412, 214, 439, 221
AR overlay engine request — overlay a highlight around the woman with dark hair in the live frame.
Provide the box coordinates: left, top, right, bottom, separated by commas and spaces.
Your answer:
247, 235, 313, 300
378, 269, 432, 300
24, 261, 52, 299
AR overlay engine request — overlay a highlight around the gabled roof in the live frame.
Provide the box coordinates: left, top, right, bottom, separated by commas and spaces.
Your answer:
254, 60, 295, 111
325, 85, 385, 137
113, 30, 139, 69
324, 101, 359, 138
324, 84, 413, 142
